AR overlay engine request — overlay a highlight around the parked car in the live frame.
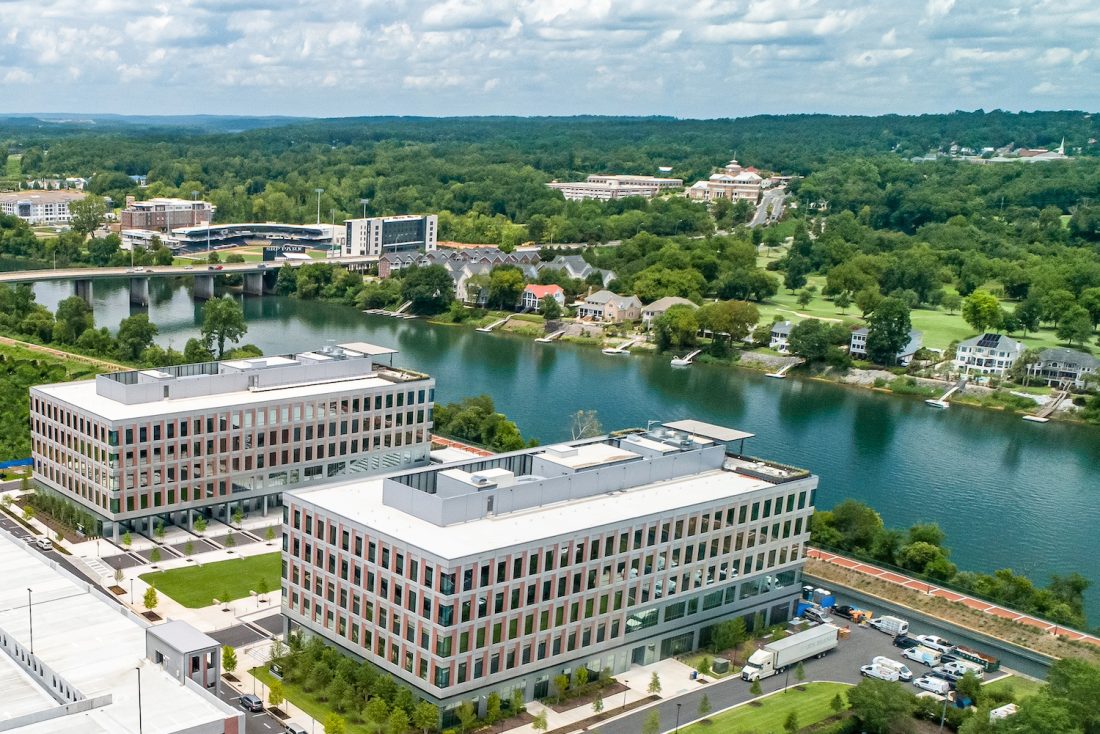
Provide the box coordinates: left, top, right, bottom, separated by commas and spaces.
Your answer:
902, 646, 942, 667
926, 669, 959, 688
207, 265, 216, 271
214, 265, 224, 270
860, 664, 900, 682
833, 604, 856, 619
284, 723, 308, 734
942, 661, 984, 679
257, 264, 267, 269
35, 537, 52, 551
184, 265, 194, 270
239, 694, 263, 712
893, 634, 920, 649
914, 676, 953, 695
916, 635, 956, 654
804, 606, 833, 624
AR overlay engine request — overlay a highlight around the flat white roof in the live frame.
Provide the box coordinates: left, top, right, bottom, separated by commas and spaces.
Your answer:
537, 442, 639, 470
338, 341, 398, 357
663, 420, 755, 443
34, 373, 396, 422
0, 654, 54, 720
0, 535, 232, 734
295, 462, 784, 561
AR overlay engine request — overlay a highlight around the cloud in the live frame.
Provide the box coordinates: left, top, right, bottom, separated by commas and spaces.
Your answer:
0, 0, 1096, 117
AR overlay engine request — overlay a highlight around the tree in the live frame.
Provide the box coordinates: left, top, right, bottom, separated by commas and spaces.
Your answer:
698, 693, 712, 720
121, 531, 132, 547
592, 696, 604, 715
143, 585, 158, 612
54, 296, 94, 343
265, 526, 276, 542
116, 313, 158, 360
69, 194, 107, 237
232, 508, 244, 526
193, 515, 207, 534
225, 532, 236, 547
642, 711, 660, 734
653, 304, 699, 351
1056, 306, 1093, 346
413, 702, 439, 734
485, 692, 502, 726
269, 681, 285, 708
201, 296, 248, 359
540, 295, 563, 320
569, 409, 603, 439
258, 577, 270, 599
365, 698, 390, 729
184, 337, 215, 363
830, 693, 845, 715
711, 617, 748, 654
647, 671, 661, 695
749, 678, 763, 697
942, 292, 963, 314
222, 645, 238, 674
386, 708, 409, 734
955, 671, 983, 705
962, 290, 1003, 333
401, 264, 455, 315
553, 673, 570, 702
797, 288, 814, 308
114, 567, 124, 585
846, 678, 917, 734
866, 297, 912, 365
149, 547, 161, 564
531, 710, 548, 733
784, 711, 799, 734
488, 266, 526, 310
22, 505, 35, 522
1045, 657, 1100, 731
88, 234, 120, 265
324, 714, 347, 734
788, 319, 833, 362
834, 291, 851, 313
455, 701, 477, 732
855, 287, 883, 317
795, 660, 806, 686
784, 254, 810, 292
696, 656, 712, 676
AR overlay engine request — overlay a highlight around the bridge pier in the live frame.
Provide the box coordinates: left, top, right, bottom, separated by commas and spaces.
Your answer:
243, 272, 265, 296
193, 274, 215, 300
73, 279, 93, 305
128, 277, 149, 306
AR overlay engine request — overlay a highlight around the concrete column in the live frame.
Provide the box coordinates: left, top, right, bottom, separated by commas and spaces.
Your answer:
262, 494, 268, 516
193, 274, 215, 300
262, 270, 278, 294
73, 279, 93, 305
128, 277, 149, 306
113, 522, 120, 542
187, 510, 193, 531
243, 272, 264, 296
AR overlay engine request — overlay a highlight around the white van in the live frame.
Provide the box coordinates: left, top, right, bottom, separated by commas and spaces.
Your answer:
860, 664, 900, 682
914, 676, 952, 696
872, 656, 914, 681
869, 616, 909, 636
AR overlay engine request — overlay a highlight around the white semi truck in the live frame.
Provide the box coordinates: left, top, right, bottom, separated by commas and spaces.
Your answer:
740, 624, 839, 681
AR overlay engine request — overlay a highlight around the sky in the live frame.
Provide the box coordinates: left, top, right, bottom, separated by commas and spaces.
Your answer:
1, 0, 1098, 118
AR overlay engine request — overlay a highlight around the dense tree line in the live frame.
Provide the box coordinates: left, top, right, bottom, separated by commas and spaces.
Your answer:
432, 395, 536, 452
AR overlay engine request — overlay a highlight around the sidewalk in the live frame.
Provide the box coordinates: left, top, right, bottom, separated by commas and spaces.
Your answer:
808, 548, 1100, 647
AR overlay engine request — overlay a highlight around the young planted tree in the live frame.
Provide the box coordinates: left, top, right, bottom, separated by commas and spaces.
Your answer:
149, 547, 161, 564
222, 645, 238, 675
114, 567, 124, 586
265, 526, 276, 542
23, 506, 35, 522
194, 515, 207, 534
831, 692, 845, 715
647, 671, 662, 695
232, 508, 244, 527
386, 709, 409, 734
455, 701, 477, 733
143, 585, 158, 612
553, 673, 570, 703
592, 696, 604, 715
698, 693, 712, 720
642, 710, 660, 734
531, 710, 548, 733
323, 714, 346, 734
795, 661, 806, 687
696, 656, 712, 676
184, 540, 194, 557
510, 688, 524, 715
784, 710, 799, 734
269, 681, 285, 709
412, 702, 440, 734
750, 678, 763, 697
225, 532, 236, 548
258, 578, 270, 601
485, 692, 502, 726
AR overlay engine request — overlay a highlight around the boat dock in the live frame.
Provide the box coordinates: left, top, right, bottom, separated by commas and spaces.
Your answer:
670, 349, 703, 367
1023, 390, 1068, 423
535, 329, 567, 343
364, 300, 416, 319
602, 336, 642, 355
925, 377, 967, 408
765, 360, 799, 379
477, 314, 513, 333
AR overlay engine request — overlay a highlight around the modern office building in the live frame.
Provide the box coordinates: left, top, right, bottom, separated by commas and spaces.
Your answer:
0, 532, 242, 734
120, 196, 215, 232
282, 419, 816, 719
344, 214, 438, 257
0, 190, 88, 225
30, 343, 434, 539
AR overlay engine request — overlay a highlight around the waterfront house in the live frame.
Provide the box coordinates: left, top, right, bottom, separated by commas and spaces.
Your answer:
577, 290, 642, 323
520, 284, 565, 312
954, 333, 1024, 377
1026, 347, 1099, 389
849, 328, 924, 366
641, 296, 697, 327
769, 321, 793, 353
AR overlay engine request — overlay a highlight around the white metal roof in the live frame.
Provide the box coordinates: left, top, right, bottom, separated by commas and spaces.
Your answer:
338, 341, 398, 357
662, 420, 755, 443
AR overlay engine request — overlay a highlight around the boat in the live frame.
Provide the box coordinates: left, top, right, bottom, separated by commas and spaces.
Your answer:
670, 357, 692, 367
602, 347, 628, 355
1022, 415, 1050, 423
924, 399, 949, 409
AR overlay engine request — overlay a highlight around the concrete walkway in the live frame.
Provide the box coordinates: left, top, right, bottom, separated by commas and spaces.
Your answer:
808, 548, 1100, 647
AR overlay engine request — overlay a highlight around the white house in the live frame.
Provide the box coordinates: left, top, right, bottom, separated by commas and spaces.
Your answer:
521, 284, 566, 312
769, 321, 794, 353
577, 290, 642, 323
641, 296, 697, 327
954, 333, 1024, 377
850, 328, 924, 366
1026, 347, 1099, 389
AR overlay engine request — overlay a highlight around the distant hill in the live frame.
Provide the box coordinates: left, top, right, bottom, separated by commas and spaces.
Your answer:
0, 113, 311, 133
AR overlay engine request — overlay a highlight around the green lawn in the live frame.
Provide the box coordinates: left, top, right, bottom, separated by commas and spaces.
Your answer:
983, 675, 1045, 702
681, 682, 850, 733
140, 552, 280, 608
253, 668, 369, 734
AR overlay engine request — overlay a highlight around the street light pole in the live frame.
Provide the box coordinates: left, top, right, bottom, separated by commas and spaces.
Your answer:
27, 588, 33, 654
622, 681, 629, 710
675, 702, 681, 732
136, 666, 144, 734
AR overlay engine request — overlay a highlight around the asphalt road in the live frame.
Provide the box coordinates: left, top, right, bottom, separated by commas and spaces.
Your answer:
217, 684, 288, 734
751, 188, 786, 228
595, 622, 1004, 734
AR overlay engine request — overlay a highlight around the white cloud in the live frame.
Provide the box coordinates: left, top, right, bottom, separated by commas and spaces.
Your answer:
1030, 81, 1058, 94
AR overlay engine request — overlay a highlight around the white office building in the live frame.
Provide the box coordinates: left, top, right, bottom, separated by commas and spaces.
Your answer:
282, 420, 816, 721
344, 215, 438, 257
547, 174, 681, 202
0, 190, 88, 225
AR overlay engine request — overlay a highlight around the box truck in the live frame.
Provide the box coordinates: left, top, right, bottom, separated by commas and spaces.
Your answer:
741, 624, 839, 681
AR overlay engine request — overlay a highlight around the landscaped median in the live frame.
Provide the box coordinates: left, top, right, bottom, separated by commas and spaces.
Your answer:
680, 682, 851, 733
139, 552, 280, 608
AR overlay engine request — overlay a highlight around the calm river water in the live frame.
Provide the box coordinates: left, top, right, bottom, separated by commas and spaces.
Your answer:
34, 279, 1100, 622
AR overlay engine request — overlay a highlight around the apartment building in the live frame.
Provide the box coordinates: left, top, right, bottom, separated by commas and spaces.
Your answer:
0, 190, 88, 225
954, 333, 1024, 377
120, 197, 215, 232
282, 419, 816, 720
30, 343, 434, 539
344, 215, 438, 257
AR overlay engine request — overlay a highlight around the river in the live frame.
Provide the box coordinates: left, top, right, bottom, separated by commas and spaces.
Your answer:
33, 278, 1100, 623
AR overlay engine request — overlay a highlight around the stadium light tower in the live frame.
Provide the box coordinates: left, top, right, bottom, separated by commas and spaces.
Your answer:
315, 188, 324, 225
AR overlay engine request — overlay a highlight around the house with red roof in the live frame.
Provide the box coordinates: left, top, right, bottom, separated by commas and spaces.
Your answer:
521, 284, 566, 312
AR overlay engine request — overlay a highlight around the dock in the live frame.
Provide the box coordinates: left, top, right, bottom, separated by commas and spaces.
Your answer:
602, 336, 642, 355
477, 314, 513, 333
1023, 390, 1068, 423
670, 349, 703, 367
536, 329, 567, 343
765, 361, 799, 379
364, 300, 416, 319
925, 377, 967, 408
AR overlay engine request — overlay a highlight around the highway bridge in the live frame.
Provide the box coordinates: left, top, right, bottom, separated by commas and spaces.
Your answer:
0, 256, 378, 305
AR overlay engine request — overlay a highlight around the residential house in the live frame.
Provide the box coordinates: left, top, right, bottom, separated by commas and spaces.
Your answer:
641, 296, 698, 327
536, 254, 616, 286
521, 284, 565, 312
954, 333, 1024, 377
577, 290, 642, 323
1026, 347, 1099, 390
849, 328, 924, 366
769, 321, 794, 353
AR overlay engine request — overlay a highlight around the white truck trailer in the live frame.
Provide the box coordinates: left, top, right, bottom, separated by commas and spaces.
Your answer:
740, 624, 839, 681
